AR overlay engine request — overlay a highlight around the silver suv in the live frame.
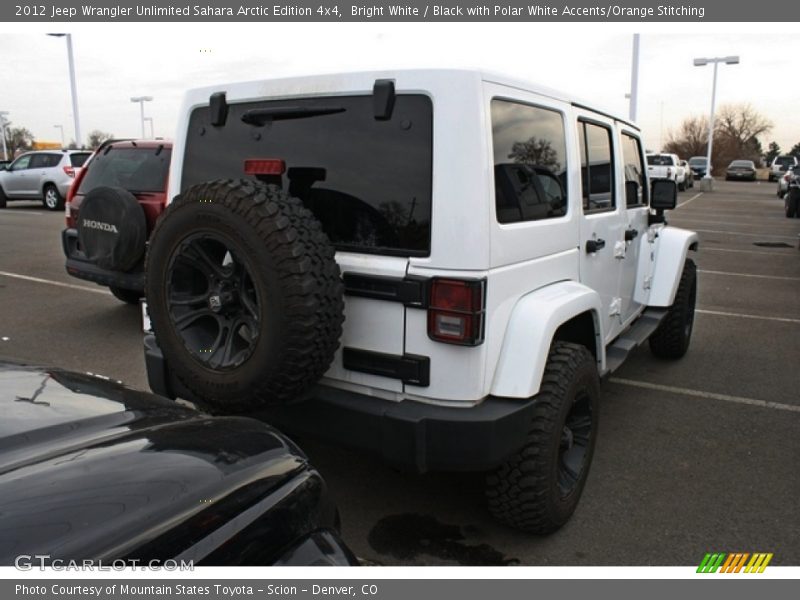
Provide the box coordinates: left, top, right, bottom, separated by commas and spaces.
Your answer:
0, 150, 91, 210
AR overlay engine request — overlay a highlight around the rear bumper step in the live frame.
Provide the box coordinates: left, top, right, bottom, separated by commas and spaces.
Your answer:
62, 228, 144, 292
144, 334, 535, 474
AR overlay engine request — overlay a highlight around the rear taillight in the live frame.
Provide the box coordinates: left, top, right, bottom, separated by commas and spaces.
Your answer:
65, 165, 88, 228
63, 165, 75, 177
427, 278, 486, 346
666, 167, 672, 178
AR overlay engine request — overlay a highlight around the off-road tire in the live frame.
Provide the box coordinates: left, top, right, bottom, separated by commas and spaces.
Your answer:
785, 191, 799, 218
486, 341, 600, 534
146, 179, 344, 414
43, 184, 64, 211
649, 258, 697, 359
109, 286, 142, 305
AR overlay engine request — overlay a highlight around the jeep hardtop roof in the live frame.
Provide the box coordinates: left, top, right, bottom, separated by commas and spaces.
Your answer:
178, 68, 637, 130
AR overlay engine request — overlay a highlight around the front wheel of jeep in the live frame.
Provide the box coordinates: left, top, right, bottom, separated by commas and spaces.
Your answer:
145, 179, 344, 414
486, 341, 600, 534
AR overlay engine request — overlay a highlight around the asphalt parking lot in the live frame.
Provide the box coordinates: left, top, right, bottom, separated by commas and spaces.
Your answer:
0, 179, 798, 566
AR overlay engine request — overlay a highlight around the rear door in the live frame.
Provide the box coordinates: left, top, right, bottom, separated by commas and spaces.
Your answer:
180, 93, 434, 394
576, 113, 625, 344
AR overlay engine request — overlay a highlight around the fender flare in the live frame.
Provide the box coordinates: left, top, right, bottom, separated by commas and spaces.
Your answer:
649, 227, 699, 307
490, 281, 603, 399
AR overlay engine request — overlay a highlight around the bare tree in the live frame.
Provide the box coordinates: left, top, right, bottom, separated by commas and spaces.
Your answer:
86, 130, 113, 149
508, 137, 561, 172
4, 126, 35, 157
663, 116, 709, 159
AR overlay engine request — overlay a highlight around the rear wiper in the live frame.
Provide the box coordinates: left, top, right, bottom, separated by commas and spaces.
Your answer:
241, 106, 345, 126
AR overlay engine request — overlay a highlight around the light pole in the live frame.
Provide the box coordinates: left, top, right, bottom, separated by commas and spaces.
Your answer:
628, 33, 640, 122
54, 124, 65, 147
130, 96, 153, 139
143, 117, 154, 138
0, 111, 8, 160
694, 55, 739, 190
47, 34, 82, 149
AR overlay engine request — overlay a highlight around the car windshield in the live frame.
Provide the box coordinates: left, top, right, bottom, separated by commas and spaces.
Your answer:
776, 156, 795, 167
647, 155, 674, 166
689, 157, 707, 166
78, 146, 171, 194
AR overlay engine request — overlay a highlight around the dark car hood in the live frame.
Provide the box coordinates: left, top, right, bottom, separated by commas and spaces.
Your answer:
0, 362, 316, 564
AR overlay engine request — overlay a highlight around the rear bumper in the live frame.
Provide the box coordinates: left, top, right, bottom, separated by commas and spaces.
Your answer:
144, 335, 535, 474
62, 228, 144, 291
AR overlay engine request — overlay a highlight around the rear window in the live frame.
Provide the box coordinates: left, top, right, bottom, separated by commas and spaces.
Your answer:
689, 157, 707, 165
647, 155, 674, 166
775, 156, 796, 167
730, 161, 753, 167
182, 94, 433, 256
70, 152, 91, 167
78, 147, 171, 194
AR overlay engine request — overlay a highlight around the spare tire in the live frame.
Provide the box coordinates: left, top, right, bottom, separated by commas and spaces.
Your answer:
77, 186, 147, 272
145, 179, 344, 414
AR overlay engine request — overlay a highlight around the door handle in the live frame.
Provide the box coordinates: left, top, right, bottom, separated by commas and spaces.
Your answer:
625, 228, 639, 242
585, 238, 606, 253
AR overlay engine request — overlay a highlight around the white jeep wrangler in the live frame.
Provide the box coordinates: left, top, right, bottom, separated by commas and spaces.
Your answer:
144, 69, 698, 534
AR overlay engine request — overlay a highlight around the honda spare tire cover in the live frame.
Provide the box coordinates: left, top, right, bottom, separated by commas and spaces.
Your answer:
77, 186, 147, 271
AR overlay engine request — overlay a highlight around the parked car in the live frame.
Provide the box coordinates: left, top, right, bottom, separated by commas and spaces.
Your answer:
143, 69, 697, 535
0, 149, 91, 210
725, 159, 757, 181
777, 165, 797, 199
646, 153, 688, 190
679, 159, 694, 189
768, 154, 798, 182
62, 139, 171, 304
688, 156, 711, 178
0, 360, 358, 566
784, 167, 800, 218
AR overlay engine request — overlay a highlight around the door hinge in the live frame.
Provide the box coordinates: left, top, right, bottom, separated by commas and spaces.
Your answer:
643, 275, 652, 290
614, 240, 627, 259
609, 297, 622, 316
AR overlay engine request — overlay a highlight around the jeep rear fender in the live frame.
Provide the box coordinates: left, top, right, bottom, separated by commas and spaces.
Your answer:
649, 227, 699, 307
490, 281, 603, 399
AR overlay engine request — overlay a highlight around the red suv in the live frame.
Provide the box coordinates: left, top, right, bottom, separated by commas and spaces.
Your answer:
62, 139, 172, 303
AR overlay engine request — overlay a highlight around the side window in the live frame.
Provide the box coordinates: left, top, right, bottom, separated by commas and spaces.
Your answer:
491, 99, 568, 224
10, 155, 32, 171
29, 154, 49, 169
47, 154, 63, 167
622, 133, 648, 207
578, 121, 615, 212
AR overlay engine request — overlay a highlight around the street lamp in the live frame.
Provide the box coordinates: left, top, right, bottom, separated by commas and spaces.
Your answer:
0, 111, 9, 161
130, 96, 153, 139
47, 34, 82, 149
694, 55, 739, 190
143, 117, 154, 139
628, 33, 640, 122
54, 124, 65, 147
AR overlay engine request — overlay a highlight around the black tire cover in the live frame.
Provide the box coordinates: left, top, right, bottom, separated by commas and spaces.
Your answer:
77, 186, 147, 271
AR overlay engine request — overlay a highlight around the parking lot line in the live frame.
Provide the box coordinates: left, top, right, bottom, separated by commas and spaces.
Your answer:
698, 269, 800, 281
670, 217, 792, 228
699, 247, 795, 257
690, 228, 798, 240
676, 192, 703, 209
610, 377, 800, 413
696, 308, 800, 324
0, 270, 111, 295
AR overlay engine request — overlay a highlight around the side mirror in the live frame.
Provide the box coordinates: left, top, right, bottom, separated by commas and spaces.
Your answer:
651, 179, 677, 210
